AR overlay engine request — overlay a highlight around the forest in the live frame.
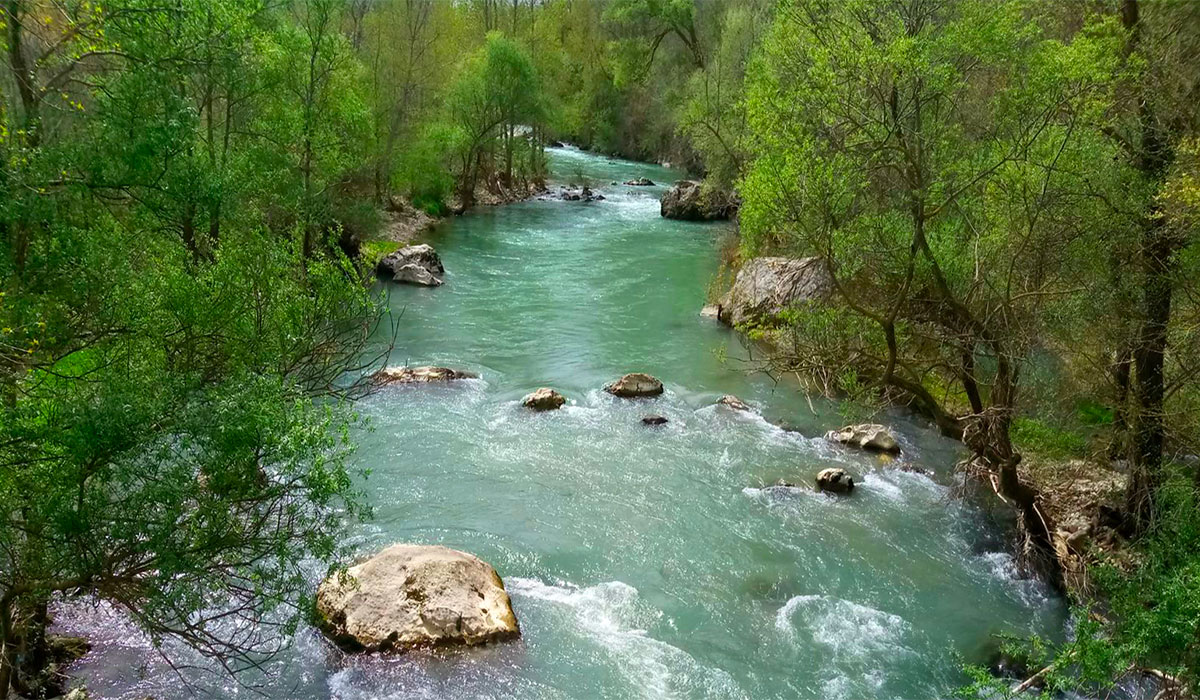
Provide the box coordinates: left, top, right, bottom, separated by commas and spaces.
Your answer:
2, 0, 1199, 699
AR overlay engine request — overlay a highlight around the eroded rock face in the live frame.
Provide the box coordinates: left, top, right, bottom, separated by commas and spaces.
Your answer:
377, 244, 445, 282
660, 180, 733, 221
393, 263, 443, 286
373, 366, 477, 384
816, 467, 855, 494
316, 544, 519, 653
604, 373, 664, 398
719, 257, 832, 327
717, 395, 751, 411
825, 424, 901, 455
522, 387, 566, 411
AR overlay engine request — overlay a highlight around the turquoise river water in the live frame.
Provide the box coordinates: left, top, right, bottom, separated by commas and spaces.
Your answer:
62, 147, 1073, 699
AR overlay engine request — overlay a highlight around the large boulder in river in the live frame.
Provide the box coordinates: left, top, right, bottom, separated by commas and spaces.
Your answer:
377, 244, 444, 281
624, 178, 655, 186
719, 257, 832, 327
660, 180, 734, 221
816, 467, 855, 494
373, 366, 477, 384
522, 387, 566, 411
604, 373, 664, 398
393, 263, 443, 286
316, 544, 519, 652
825, 424, 901, 454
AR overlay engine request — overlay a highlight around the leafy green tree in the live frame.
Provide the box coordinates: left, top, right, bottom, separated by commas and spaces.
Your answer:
740, 0, 1125, 581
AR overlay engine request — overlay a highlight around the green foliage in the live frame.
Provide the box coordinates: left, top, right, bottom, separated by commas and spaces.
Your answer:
1011, 417, 1089, 459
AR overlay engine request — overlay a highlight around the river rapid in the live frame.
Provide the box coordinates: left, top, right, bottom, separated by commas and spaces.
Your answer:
60, 147, 1071, 699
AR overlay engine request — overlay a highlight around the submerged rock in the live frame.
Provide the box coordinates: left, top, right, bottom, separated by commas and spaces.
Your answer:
316, 544, 519, 653
717, 394, 751, 411
826, 424, 901, 455
719, 256, 832, 327
624, 178, 655, 186
660, 180, 734, 221
373, 366, 477, 384
393, 263, 443, 286
522, 387, 566, 411
604, 373, 664, 398
642, 414, 668, 425
816, 467, 855, 494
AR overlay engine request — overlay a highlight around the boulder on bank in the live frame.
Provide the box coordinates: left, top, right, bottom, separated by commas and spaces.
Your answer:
719, 256, 832, 327
522, 387, 566, 411
393, 263, 443, 286
604, 373, 664, 398
825, 424, 901, 455
660, 180, 734, 221
700, 304, 721, 319
373, 366, 477, 384
717, 395, 751, 411
624, 178, 655, 186
377, 243, 444, 284
642, 414, 668, 425
316, 544, 519, 653
816, 467, 855, 494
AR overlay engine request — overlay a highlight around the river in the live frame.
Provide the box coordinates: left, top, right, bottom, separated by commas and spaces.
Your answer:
61, 146, 1067, 699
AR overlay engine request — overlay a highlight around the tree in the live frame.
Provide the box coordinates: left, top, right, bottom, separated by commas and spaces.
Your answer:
740, 0, 1124, 582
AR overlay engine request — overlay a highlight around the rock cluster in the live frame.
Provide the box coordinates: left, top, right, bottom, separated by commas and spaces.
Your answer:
825, 424, 901, 455
373, 366, 477, 384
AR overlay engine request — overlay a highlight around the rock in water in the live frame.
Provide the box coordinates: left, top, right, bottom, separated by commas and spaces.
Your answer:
717, 394, 751, 411
624, 178, 655, 186
719, 257, 832, 326
604, 373, 664, 397
825, 424, 901, 454
393, 263, 443, 286
522, 387, 566, 411
373, 366, 477, 384
316, 544, 520, 653
816, 468, 855, 494
660, 180, 734, 221
642, 414, 668, 425
377, 244, 445, 281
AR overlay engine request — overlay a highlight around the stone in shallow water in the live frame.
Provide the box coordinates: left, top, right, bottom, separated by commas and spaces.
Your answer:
604, 373, 664, 397
393, 263, 443, 286
316, 544, 519, 653
816, 467, 855, 494
642, 414, 668, 425
717, 394, 751, 411
377, 243, 444, 279
373, 366, 477, 384
523, 387, 566, 411
825, 424, 901, 454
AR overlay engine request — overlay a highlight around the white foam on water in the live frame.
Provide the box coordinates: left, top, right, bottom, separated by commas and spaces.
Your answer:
975, 551, 1053, 608
508, 577, 746, 699
775, 595, 911, 658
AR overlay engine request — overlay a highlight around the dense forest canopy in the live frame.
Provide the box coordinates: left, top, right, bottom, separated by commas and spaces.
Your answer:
1, 0, 1199, 698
